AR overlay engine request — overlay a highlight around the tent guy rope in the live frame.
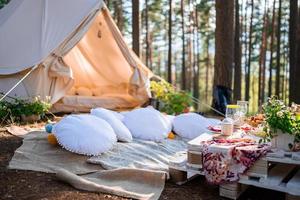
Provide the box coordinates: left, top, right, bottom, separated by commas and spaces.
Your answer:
0, 65, 38, 102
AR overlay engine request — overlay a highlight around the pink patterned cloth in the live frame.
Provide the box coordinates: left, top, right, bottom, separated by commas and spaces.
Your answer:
200, 138, 271, 184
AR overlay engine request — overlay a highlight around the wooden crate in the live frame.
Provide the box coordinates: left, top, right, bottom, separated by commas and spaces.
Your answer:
169, 167, 188, 185
219, 183, 248, 200
187, 150, 202, 169
169, 152, 204, 185
222, 152, 300, 200
238, 163, 300, 199
242, 157, 269, 179
170, 135, 300, 199
286, 194, 300, 200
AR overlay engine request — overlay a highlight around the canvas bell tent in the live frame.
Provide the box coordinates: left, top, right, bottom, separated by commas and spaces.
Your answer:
0, 0, 152, 112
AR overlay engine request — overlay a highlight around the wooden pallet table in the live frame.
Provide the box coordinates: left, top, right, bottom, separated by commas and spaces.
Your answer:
223, 151, 300, 200
168, 134, 300, 200
169, 152, 204, 185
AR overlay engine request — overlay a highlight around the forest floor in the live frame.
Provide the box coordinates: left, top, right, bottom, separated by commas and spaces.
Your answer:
0, 127, 286, 200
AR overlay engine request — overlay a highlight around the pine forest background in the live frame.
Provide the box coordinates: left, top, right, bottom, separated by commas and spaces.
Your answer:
1, 0, 300, 113
105, 0, 300, 113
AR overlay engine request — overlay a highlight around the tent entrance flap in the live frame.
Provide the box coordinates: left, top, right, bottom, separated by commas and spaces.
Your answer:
61, 7, 152, 111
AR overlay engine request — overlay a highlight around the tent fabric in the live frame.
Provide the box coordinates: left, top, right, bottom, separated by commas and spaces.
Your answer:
0, 0, 102, 72
62, 7, 152, 111
0, 0, 152, 112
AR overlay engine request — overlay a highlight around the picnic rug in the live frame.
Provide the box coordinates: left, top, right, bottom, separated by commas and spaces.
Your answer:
8, 131, 187, 200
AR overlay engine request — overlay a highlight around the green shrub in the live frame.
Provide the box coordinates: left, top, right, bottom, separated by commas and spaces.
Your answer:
0, 96, 51, 123
150, 80, 192, 115
262, 96, 300, 143
0, 0, 9, 9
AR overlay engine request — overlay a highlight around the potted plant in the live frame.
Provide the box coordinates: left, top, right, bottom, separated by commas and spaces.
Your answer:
150, 80, 192, 115
262, 96, 300, 151
150, 80, 174, 110
162, 91, 192, 115
14, 97, 51, 123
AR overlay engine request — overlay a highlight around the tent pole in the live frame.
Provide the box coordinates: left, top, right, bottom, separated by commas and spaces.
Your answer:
0, 65, 38, 102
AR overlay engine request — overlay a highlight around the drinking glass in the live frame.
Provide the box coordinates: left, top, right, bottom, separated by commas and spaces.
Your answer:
237, 101, 248, 116
237, 101, 248, 126
225, 104, 240, 124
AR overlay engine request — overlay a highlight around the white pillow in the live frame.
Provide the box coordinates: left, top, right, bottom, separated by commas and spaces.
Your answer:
163, 114, 174, 131
173, 113, 220, 139
111, 111, 125, 121
123, 107, 171, 142
67, 87, 76, 95
91, 108, 132, 142
52, 114, 117, 156
76, 87, 93, 96
91, 88, 103, 96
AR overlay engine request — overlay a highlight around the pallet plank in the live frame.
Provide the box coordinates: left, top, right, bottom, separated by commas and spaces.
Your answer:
260, 164, 296, 186
286, 169, 300, 196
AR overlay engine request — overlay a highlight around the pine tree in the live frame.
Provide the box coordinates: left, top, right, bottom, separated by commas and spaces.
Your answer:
234, 0, 242, 102
167, 0, 172, 83
245, 0, 254, 101
132, 0, 140, 56
275, 0, 282, 96
289, 0, 298, 103
268, 0, 276, 97
213, 0, 234, 89
181, 0, 186, 90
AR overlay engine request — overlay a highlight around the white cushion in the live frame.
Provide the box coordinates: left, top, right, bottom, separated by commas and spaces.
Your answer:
165, 114, 175, 130
76, 87, 93, 96
67, 87, 76, 95
111, 111, 125, 121
173, 113, 220, 139
91, 88, 103, 96
52, 114, 117, 156
123, 107, 171, 142
91, 108, 132, 142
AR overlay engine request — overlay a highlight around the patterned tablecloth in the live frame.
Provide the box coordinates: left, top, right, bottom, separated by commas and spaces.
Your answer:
199, 137, 271, 184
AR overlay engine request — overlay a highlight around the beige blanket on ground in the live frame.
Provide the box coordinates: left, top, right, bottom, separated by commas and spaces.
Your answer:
57, 168, 165, 200
8, 132, 167, 200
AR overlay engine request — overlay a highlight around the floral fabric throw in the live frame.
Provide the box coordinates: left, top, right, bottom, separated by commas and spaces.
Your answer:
200, 138, 271, 184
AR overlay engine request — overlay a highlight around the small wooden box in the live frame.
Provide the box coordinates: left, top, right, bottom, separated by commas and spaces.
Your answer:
187, 150, 202, 169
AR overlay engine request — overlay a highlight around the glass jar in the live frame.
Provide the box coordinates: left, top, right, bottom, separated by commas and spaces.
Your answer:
226, 104, 239, 118
221, 118, 234, 136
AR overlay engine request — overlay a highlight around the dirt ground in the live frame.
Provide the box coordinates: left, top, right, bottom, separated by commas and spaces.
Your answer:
0, 129, 285, 200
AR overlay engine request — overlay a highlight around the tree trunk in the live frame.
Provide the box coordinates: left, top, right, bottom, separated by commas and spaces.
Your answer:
243, 0, 249, 100
268, 0, 276, 97
245, 0, 254, 101
193, 6, 200, 107
205, 38, 210, 103
261, 13, 268, 103
289, 0, 298, 103
181, 0, 186, 90
294, 6, 300, 103
132, 0, 140, 56
167, 0, 172, 83
233, 0, 242, 102
275, 0, 282, 97
213, 0, 234, 89
258, 0, 268, 107
145, 0, 150, 69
